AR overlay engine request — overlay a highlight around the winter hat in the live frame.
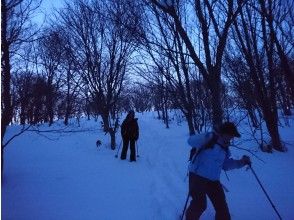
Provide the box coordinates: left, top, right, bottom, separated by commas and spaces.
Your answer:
126, 110, 135, 119
128, 110, 135, 115
218, 122, 241, 137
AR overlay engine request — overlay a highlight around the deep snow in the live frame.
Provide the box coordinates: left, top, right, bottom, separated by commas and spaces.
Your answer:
2, 111, 294, 220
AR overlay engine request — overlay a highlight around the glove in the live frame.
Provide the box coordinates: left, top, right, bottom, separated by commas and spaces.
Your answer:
241, 155, 251, 166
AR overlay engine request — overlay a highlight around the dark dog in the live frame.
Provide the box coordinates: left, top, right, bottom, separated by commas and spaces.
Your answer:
96, 140, 102, 148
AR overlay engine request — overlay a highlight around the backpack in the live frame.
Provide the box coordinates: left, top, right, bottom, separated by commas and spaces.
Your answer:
188, 132, 218, 161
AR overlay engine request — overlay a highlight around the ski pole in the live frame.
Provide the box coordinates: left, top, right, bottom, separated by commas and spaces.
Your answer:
180, 192, 190, 220
115, 140, 122, 158
249, 165, 282, 220
136, 141, 140, 157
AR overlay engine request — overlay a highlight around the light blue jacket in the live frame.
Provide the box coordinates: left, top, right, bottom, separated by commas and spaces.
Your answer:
188, 133, 244, 181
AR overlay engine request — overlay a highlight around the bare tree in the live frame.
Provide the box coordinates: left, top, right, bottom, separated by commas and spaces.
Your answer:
223, 55, 260, 128
259, 0, 294, 101
231, 0, 286, 151
150, 0, 246, 127
129, 84, 153, 113
1, 0, 41, 179
136, 3, 206, 134
37, 30, 65, 126
52, 0, 142, 149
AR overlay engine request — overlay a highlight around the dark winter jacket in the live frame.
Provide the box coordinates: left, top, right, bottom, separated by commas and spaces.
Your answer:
121, 118, 139, 140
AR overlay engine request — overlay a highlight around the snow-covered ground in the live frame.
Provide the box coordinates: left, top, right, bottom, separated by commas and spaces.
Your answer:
2, 112, 294, 220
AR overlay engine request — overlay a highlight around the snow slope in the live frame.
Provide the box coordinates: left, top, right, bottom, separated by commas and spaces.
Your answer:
2, 112, 294, 220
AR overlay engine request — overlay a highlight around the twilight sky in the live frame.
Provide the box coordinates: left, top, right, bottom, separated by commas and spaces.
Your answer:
34, 0, 65, 25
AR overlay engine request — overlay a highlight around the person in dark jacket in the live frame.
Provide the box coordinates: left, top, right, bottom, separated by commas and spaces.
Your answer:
186, 122, 251, 220
120, 110, 139, 162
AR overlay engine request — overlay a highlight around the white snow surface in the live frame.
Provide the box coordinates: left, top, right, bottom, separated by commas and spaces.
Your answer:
2, 112, 294, 220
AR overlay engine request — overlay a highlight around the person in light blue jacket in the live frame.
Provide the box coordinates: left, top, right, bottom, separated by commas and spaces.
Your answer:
185, 122, 251, 220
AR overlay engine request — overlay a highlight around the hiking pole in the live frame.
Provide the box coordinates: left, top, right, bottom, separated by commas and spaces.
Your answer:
115, 140, 122, 158
180, 192, 190, 220
249, 165, 282, 220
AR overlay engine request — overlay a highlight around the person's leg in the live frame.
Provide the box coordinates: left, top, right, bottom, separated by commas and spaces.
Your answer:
207, 181, 231, 220
185, 173, 207, 220
129, 139, 136, 161
120, 138, 129, 160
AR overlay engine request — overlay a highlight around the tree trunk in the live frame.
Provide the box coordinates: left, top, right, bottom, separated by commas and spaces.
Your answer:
247, 106, 259, 128
20, 104, 26, 125
64, 92, 71, 125
209, 74, 223, 127
1, 0, 13, 180
185, 111, 195, 135
101, 113, 109, 133
1, 144, 4, 182
156, 108, 161, 119
101, 113, 116, 150
264, 111, 283, 151
47, 91, 54, 126
163, 102, 169, 129
109, 128, 116, 150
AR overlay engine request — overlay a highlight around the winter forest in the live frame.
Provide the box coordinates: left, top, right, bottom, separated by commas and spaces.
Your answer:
1, 0, 294, 219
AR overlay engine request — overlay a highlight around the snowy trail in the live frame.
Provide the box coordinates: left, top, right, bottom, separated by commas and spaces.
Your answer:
2, 115, 189, 220
2, 113, 294, 220
137, 113, 188, 219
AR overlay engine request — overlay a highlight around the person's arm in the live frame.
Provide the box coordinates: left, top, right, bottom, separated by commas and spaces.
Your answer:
223, 154, 251, 171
